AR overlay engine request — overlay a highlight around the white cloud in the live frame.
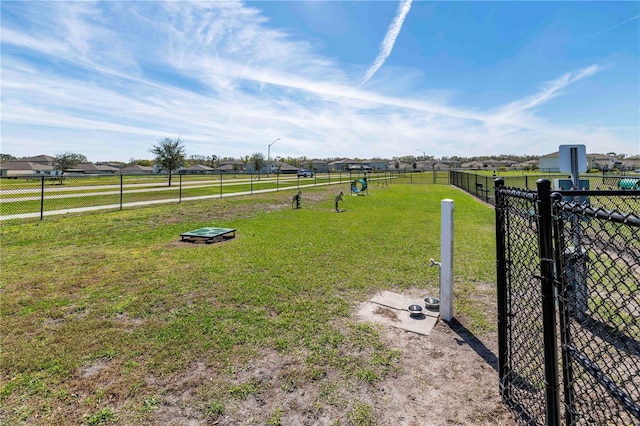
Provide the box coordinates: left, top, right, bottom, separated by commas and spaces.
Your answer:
0, 1, 636, 161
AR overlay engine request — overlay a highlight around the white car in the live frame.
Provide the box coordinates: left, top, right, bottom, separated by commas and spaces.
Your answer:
297, 169, 314, 177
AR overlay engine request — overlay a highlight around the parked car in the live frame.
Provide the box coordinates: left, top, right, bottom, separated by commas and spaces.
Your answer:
297, 169, 314, 177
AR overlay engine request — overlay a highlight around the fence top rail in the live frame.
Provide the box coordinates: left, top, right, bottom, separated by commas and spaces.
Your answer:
553, 199, 640, 227
555, 189, 640, 197
495, 186, 537, 201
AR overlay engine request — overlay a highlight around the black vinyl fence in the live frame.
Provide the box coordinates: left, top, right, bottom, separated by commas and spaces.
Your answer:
451, 170, 640, 206
495, 178, 640, 425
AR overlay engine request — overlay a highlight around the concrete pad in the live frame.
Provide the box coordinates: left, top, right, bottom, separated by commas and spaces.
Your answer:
357, 291, 439, 336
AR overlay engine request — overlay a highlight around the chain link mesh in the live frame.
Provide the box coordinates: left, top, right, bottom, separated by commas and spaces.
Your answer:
555, 193, 640, 425
1, 173, 363, 223
497, 183, 639, 425
498, 187, 548, 424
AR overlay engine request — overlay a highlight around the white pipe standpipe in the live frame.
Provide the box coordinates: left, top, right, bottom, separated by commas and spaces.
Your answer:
440, 199, 454, 321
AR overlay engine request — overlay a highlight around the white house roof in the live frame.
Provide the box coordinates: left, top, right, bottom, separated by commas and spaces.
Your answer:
184, 164, 215, 171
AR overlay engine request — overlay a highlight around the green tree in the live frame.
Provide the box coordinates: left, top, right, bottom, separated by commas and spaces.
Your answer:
150, 137, 186, 186
54, 152, 87, 172
207, 155, 218, 168
1, 154, 16, 161
251, 152, 265, 179
53, 152, 87, 184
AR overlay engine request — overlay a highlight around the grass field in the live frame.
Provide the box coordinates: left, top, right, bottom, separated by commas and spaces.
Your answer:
1, 183, 497, 425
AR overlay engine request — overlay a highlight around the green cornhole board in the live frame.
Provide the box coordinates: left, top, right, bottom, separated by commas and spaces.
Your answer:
180, 227, 236, 243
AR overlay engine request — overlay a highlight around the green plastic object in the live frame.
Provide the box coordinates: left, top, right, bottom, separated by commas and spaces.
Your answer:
618, 178, 640, 190
180, 227, 236, 243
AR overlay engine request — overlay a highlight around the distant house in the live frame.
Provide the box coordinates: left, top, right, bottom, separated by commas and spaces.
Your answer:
305, 160, 329, 173
416, 160, 437, 170
253, 161, 298, 174
0, 160, 58, 177
96, 164, 121, 174
275, 162, 298, 174
362, 159, 388, 171
462, 161, 485, 169
439, 160, 462, 168
539, 151, 599, 172
120, 164, 153, 174
329, 159, 358, 171
432, 162, 452, 170
178, 164, 215, 174
20, 155, 56, 167
215, 161, 243, 173
345, 163, 372, 171
66, 162, 118, 175
388, 161, 412, 171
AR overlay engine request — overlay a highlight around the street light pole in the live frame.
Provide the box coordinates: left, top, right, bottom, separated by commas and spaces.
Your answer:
416, 149, 426, 160
268, 138, 280, 177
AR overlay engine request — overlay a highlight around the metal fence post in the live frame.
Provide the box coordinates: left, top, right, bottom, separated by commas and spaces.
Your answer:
494, 178, 509, 401
120, 174, 123, 210
220, 173, 223, 198
551, 192, 576, 425
536, 178, 561, 426
40, 175, 45, 220
179, 174, 182, 203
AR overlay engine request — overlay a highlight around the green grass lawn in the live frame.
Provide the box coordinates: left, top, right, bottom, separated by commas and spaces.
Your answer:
1, 183, 497, 425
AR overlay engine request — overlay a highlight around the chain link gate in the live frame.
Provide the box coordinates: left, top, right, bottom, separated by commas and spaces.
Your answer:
495, 178, 640, 425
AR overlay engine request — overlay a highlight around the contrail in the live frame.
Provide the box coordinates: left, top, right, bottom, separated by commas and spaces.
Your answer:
588, 14, 639, 39
360, 0, 413, 86
495, 64, 600, 120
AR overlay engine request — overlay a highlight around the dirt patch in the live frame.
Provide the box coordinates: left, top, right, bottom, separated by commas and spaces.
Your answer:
141, 318, 514, 425
374, 306, 400, 322
373, 319, 514, 425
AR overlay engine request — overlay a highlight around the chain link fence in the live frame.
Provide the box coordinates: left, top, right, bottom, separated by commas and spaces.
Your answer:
496, 179, 640, 425
1, 170, 429, 223
554, 191, 640, 424
452, 170, 640, 206
495, 186, 548, 423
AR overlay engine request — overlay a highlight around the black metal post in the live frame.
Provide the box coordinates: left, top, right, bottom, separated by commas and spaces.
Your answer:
277, 172, 279, 191
120, 174, 123, 210
475, 173, 479, 196
179, 174, 182, 203
220, 173, 223, 198
551, 192, 576, 425
250, 173, 253, 194
40, 175, 45, 220
536, 178, 561, 426
484, 175, 489, 202
494, 178, 509, 401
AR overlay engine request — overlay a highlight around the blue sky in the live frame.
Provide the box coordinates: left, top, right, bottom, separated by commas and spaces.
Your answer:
1, 1, 638, 162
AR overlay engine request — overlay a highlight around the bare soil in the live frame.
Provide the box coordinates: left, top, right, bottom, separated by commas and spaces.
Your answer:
141, 317, 514, 426
369, 319, 515, 425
